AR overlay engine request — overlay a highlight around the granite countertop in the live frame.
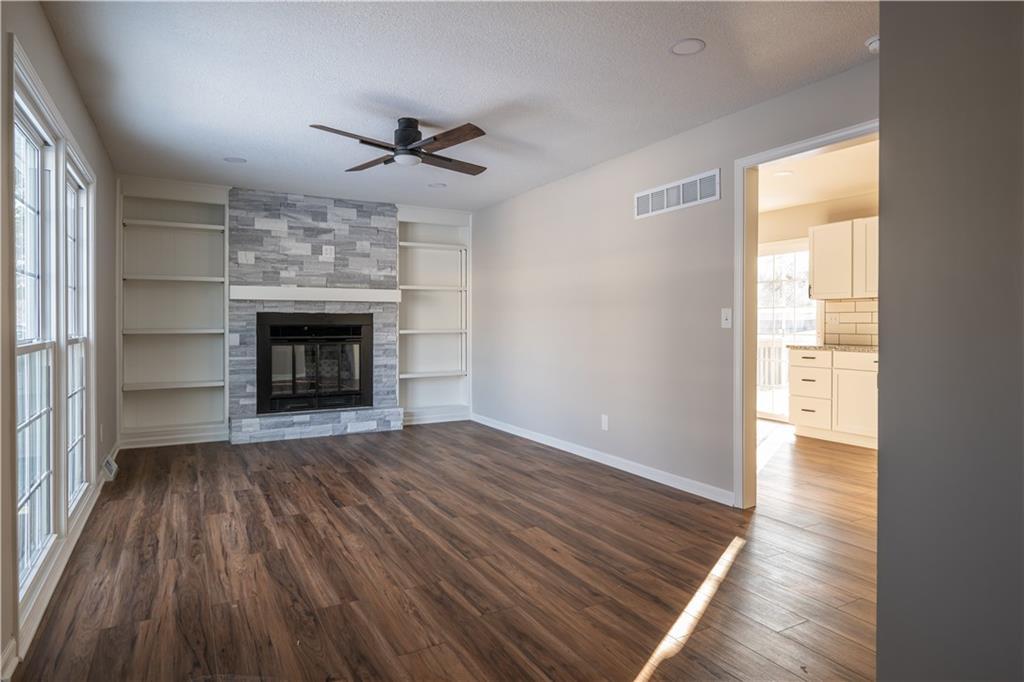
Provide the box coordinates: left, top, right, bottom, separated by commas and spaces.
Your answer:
788, 344, 878, 353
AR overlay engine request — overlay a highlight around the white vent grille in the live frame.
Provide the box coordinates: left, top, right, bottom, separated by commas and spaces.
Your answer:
634, 168, 720, 219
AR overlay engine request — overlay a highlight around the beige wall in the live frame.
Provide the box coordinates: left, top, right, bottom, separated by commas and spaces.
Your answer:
472, 60, 878, 494
1, 1, 117, 663
758, 191, 878, 243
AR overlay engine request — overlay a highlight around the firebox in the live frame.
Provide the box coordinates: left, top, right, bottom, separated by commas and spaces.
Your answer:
256, 313, 373, 414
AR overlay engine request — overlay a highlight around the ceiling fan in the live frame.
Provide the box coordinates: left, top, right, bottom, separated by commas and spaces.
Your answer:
311, 117, 486, 176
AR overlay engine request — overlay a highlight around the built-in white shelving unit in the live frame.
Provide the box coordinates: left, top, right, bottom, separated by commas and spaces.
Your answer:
118, 176, 230, 447
397, 206, 472, 425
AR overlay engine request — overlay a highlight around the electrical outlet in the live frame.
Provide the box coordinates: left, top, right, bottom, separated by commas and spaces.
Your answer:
601, 414, 609, 431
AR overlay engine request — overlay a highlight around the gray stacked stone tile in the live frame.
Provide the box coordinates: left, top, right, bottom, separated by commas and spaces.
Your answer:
229, 188, 398, 289
228, 188, 402, 444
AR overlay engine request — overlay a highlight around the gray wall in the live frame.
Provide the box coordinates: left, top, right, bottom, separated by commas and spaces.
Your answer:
877, 3, 1023, 679
471, 61, 878, 495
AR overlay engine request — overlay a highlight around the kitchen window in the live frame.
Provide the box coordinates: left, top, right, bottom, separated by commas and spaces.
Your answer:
757, 238, 818, 420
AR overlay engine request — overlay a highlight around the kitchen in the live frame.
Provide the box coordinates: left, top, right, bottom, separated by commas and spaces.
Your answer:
756, 135, 878, 462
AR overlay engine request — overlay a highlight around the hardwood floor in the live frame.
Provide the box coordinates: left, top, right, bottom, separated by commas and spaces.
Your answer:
15, 421, 876, 681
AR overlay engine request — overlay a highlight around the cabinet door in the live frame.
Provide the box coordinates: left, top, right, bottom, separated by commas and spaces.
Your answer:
853, 217, 879, 298
832, 368, 877, 437
809, 221, 853, 299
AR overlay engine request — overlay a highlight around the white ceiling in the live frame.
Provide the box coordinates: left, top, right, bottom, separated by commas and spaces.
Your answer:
759, 138, 879, 212
43, 2, 878, 211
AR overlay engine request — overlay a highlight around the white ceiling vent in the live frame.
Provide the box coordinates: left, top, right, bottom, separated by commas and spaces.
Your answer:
635, 168, 720, 219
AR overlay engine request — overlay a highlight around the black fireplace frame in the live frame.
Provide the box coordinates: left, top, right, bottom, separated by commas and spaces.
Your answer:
256, 312, 374, 415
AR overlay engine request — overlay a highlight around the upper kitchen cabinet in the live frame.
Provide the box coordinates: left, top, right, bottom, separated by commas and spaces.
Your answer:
852, 217, 879, 298
808, 217, 878, 300
809, 220, 853, 299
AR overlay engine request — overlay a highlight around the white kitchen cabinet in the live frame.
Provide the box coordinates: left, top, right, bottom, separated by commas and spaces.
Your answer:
809, 221, 853, 299
832, 368, 878, 437
789, 348, 877, 447
852, 217, 879, 298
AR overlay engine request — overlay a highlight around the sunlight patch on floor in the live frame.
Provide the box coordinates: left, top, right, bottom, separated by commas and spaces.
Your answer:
632, 536, 747, 681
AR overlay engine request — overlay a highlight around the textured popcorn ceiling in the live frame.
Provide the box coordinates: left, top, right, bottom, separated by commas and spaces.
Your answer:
44, 2, 878, 210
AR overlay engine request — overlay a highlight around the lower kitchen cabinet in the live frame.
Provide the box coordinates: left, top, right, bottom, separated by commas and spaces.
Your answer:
833, 368, 878, 437
789, 348, 877, 448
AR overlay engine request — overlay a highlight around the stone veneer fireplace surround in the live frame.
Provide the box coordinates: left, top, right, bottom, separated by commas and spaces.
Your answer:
228, 188, 403, 444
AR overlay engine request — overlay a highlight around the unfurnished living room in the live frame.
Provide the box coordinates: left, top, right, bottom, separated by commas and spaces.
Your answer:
1, 2, 1022, 681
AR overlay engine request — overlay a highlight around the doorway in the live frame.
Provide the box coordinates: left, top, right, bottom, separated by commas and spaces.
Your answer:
732, 120, 879, 508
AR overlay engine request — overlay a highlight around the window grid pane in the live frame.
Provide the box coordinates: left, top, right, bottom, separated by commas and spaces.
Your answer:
66, 183, 81, 339
67, 341, 87, 505
14, 123, 42, 344
16, 348, 53, 584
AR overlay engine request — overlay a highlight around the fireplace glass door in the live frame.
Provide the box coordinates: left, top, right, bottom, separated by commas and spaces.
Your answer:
257, 313, 373, 414
268, 341, 361, 411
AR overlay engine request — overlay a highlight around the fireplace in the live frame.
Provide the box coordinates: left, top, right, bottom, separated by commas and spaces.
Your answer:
256, 313, 373, 414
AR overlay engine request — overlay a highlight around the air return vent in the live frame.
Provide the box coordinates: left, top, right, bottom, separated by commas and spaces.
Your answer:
634, 168, 720, 219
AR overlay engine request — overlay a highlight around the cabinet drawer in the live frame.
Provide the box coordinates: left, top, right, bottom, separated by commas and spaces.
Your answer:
789, 349, 832, 369
789, 367, 831, 399
790, 396, 832, 429
834, 351, 878, 372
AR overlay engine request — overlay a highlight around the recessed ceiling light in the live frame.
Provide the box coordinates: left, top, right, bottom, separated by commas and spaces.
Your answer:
223, 156, 247, 164
670, 38, 706, 56
773, 170, 795, 177
427, 182, 447, 189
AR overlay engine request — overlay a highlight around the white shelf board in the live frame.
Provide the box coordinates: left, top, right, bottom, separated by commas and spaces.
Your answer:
399, 329, 467, 335
123, 218, 224, 232
123, 275, 225, 283
399, 285, 466, 292
123, 328, 224, 335
399, 241, 466, 251
399, 370, 468, 379
123, 380, 225, 391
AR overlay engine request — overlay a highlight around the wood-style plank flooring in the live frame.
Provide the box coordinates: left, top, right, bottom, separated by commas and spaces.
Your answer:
15, 420, 876, 681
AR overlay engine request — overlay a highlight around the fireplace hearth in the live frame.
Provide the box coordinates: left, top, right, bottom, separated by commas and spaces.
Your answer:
256, 312, 373, 414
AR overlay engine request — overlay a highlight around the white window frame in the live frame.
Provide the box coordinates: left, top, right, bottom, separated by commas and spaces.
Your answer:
9, 38, 98, 648
12, 94, 59, 597
64, 162, 89, 514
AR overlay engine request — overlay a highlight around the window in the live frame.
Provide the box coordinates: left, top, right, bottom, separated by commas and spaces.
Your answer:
14, 113, 55, 586
11, 46, 96, 600
66, 171, 88, 508
757, 240, 817, 420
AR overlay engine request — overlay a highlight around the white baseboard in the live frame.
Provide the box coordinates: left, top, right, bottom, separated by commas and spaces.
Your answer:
404, 404, 471, 425
118, 425, 228, 449
470, 413, 735, 507
1, 637, 17, 681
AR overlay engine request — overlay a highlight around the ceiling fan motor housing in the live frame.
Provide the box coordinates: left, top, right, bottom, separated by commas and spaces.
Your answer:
394, 118, 423, 149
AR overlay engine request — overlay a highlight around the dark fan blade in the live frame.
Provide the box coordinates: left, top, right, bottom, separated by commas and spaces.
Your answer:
408, 123, 485, 153
346, 155, 395, 172
420, 153, 486, 176
311, 124, 395, 152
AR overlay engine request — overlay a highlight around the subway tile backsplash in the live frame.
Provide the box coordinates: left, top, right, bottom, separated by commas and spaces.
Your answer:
824, 299, 878, 346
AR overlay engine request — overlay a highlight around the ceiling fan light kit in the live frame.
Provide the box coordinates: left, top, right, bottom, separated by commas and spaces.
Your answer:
311, 117, 486, 175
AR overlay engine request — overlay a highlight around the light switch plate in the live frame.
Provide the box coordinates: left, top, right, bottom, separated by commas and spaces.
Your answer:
721, 307, 733, 328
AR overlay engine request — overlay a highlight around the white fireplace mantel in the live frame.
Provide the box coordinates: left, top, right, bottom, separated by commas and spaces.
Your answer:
229, 285, 401, 303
